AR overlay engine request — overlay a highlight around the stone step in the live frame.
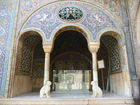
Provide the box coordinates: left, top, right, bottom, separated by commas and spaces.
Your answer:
0, 98, 134, 105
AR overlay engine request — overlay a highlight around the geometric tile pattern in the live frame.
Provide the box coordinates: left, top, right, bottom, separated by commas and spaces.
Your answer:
101, 35, 121, 73
18, 35, 41, 74
32, 67, 44, 78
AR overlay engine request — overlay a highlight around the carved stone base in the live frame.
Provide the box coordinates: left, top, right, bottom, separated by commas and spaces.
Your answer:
40, 81, 51, 98
91, 81, 102, 98
131, 78, 140, 98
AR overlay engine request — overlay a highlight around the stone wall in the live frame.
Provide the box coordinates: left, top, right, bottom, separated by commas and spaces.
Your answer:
135, 5, 140, 78
110, 71, 132, 97
127, 0, 140, 79
12, 75, 32, 97
127, 0, 140, 98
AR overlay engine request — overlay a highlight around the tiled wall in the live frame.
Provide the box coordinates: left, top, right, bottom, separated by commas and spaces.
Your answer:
0, 0, 18, 96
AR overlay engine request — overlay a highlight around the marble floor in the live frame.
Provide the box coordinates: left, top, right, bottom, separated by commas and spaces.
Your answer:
0, 91, 134, 105
12, 91, 131, 99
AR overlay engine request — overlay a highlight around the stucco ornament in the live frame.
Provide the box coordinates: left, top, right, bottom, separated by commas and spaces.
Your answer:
91, 81, 102, 97
58, 7, 83, 21
40, 81, 52, 98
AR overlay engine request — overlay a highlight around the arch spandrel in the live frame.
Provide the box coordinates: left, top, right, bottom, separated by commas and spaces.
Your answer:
19, 28, 46, 43
96, 28, 125, 46
50, 24, 92, 43
21, 1, 119, 42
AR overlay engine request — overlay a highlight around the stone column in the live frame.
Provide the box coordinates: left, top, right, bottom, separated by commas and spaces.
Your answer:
89, 42, 102, 97
40, 42, 52, 98
44, 52, 50, 84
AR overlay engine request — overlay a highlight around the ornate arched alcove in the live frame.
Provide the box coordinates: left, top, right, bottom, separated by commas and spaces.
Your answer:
11, 31, 45, 97
8, 1, 132, 98
97, 31, 132, 97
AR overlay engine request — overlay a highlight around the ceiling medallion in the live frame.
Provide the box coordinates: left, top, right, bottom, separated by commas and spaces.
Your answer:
58, 7, 83, 21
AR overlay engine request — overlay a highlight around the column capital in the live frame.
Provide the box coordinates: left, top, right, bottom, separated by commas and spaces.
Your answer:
43, 42, 52, 53
89, 42, 100, 53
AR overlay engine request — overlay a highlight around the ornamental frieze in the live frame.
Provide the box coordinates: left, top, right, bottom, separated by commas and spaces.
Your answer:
18, 0, 121, 35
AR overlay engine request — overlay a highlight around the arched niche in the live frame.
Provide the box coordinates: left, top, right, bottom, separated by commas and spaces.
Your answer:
98, 31, 132, 97
11, 31, 45, 97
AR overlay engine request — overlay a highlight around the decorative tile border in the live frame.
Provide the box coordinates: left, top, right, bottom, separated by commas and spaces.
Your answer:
102, 35, 121, 73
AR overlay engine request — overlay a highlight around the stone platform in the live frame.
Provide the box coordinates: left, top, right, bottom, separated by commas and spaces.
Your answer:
0, 92, 135, 105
